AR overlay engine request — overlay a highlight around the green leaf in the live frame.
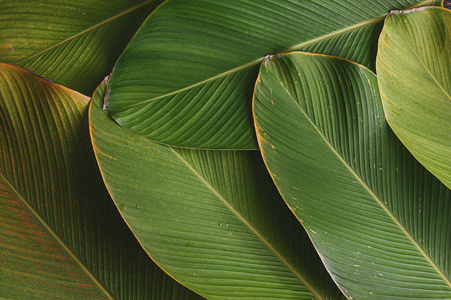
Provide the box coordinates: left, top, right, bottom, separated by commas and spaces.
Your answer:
105, 0, 440, 149
376, 7, 451, 189
253, 52, 451, 298
0, 0, 163, 95
90, 81, 345, 299
0, 63, 201, 299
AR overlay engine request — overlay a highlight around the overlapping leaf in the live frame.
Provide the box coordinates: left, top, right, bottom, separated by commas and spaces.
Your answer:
0, 63, 201, 299
90, 81, 345, 299
377, 7, 451, 189
253, 52, 451, 299
105, 0, 440, 149
0, 0, 163, 95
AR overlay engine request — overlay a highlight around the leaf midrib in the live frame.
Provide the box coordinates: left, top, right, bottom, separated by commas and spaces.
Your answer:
395, 10, 451, 102
280, 68, 451, 289
170, 148, 323, 300
15, 0, 157, 65
0, 171, 115, 299
125, 0, 436, 107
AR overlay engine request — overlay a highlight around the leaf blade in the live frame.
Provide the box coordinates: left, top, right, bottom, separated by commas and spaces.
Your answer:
90, 81, 345, 299
105, 0, 440, 149
0, 175, 109, 299
0, 0, 163, 95
377, 7, 451, 189
253, 52, 451, 298
0, 63, 201, 299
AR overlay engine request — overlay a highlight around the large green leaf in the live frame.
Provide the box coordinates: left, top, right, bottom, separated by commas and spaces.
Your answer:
0, 63, 201, 299
90, 81, 345, 299
376, 7, 451, 189
0, 0, 163, 95
105, 0, 440, 149
253, 52, 451, 298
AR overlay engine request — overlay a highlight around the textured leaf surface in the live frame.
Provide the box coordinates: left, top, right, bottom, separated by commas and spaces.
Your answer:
377, 7, 451, 189
105, 0, 439, 149
253, 52, 451, 299
0, 63, 201, 299
90, 81, 345, 299
0, 0, 162, 95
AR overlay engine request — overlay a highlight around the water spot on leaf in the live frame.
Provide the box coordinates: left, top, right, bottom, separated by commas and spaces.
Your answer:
118, 203, 126, 211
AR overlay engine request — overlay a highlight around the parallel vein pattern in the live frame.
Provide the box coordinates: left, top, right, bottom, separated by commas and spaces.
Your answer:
91, 81, 346, 299
106, 0, 439, 149
0, 0, 163, 94
0, 63, 201, 299
253, 52, 451, 299
377, 7, 451, 189
0, 175, 107, 299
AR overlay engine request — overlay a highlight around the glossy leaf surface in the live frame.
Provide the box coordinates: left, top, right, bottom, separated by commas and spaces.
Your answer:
0, 63, 201, 299
0, 0, 163, 95
105, 0, 439, 149
377, 7, 451, 189
253, 52, 451, 299
90, 81, 345, 299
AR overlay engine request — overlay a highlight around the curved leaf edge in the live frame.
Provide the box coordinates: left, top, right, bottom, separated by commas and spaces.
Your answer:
0, 62, 89, 101
376, 6, 451, 190
102, 0, 440, 150
105, 0, 439, 109
89, 79, 204, 299
12, 0, 160, 67
251, 51, 369, 298
90, 79, 344, 299
251, 51, 451, 294
0, 63, 114, 299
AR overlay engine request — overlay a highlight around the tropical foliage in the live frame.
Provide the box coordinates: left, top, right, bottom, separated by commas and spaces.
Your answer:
1, 0, 450, 299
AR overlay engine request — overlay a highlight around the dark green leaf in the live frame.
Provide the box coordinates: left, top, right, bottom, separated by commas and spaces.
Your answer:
0, 63, 201, 299
90, 81, 345, 299
0, 0, 163, 95
253, 52, 451, 298
105, 0, 439, 149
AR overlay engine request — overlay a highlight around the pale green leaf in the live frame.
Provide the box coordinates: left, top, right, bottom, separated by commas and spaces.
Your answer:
90, 81, 345, 299
0, 63, 201, 299
377, 7, 451, 189
253, 52, 451, 299
105, 0, 440, 149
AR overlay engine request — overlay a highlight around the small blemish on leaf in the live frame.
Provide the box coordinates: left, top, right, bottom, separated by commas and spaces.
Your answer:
0, 43, 14, 52
389, 7, 429, 15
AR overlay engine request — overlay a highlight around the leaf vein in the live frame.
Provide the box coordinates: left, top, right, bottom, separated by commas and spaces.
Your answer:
170, 148, 323, 300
